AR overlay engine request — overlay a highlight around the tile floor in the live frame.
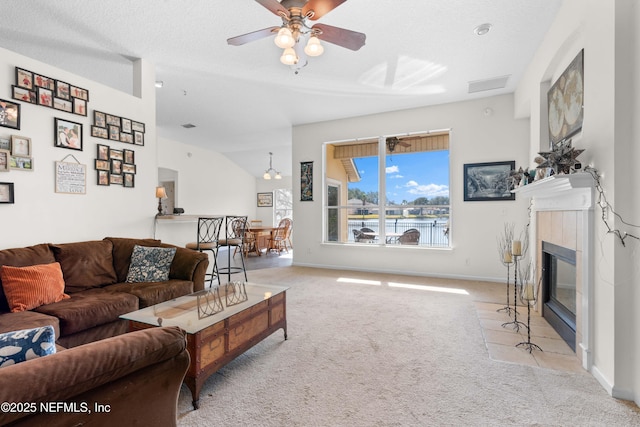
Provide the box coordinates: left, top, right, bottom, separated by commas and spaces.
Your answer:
475, 300, 586, 374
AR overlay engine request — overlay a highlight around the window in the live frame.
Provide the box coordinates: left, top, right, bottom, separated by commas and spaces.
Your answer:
324, 132, 450, 247
274, 188, 292, 225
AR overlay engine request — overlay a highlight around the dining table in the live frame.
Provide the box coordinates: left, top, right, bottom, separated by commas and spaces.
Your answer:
248, 225, 278, 255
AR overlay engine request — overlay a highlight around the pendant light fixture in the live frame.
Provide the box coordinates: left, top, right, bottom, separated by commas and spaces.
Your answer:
263, 152, 282, 180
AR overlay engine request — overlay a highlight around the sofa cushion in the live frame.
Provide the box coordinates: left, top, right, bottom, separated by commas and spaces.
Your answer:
0, 263, 70, 312
126, 245, 176, 283
50, 240, 118, 293
33, 289, 138, 336
0, 325, 56, 368
0, 311, 60, 338
105, 237, 162, 282
0, 244, 56, 313
104, 279, 194, 308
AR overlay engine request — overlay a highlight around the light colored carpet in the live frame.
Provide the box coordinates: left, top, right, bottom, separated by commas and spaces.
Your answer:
177, 266, 640, 426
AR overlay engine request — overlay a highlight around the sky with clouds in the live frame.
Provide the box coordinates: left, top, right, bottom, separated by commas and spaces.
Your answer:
352, 150, 450, 204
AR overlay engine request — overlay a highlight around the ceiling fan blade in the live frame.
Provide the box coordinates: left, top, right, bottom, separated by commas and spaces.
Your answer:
312, 23, 366, 51
227, 27, 279, 46
255, 0, 289, 17
303, 0, 347, 20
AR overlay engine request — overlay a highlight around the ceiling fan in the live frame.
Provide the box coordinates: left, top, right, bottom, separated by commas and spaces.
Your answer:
386, 137, 411, 153
227, 0, 366, 69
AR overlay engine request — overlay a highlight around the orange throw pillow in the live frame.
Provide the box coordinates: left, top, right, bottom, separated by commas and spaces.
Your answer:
1, 262, 70, 312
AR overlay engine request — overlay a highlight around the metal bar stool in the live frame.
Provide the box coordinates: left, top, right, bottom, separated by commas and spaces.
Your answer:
185, 217, 224, 287
217, 215, 248, 283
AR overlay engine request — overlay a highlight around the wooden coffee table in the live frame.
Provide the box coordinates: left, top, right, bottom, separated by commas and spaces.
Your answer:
121, 283, 288, 409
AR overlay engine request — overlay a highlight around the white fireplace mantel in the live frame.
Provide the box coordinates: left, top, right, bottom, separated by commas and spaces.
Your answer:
512, 172, 595, 211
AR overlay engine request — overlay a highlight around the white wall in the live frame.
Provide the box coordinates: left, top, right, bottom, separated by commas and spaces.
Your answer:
292, 94, 530, 282
515, 0, 640, 403
0, 47, 157, 248
255, 176, 293, 227
154, 137, 257, 247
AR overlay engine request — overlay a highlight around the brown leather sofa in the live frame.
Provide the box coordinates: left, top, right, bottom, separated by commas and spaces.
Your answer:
0, 237, 209, 348
0, 326, 190, 427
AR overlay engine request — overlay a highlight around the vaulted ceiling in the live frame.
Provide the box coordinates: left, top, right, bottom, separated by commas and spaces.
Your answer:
0, 0, 563, 178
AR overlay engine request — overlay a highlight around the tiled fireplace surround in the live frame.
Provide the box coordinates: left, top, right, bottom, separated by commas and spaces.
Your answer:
514, 173, 594, 371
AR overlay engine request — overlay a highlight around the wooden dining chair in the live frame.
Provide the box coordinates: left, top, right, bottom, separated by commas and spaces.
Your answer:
268, 218, 292, 254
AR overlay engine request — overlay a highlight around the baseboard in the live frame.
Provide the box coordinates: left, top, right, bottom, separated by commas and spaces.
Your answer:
291, 261, 503, 283
591, 365, 613, 396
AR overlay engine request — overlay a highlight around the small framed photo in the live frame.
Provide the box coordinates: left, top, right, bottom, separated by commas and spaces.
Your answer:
110, 158, 122, 175
131, 121, 145, 133
16, 68, 33, 90
134, 130, 144, 146
122, 163, 136, 174
73, 98, 87, 116
110, 174, 123, 185
257, 192, 273, 207
10, 136, 31, 157
120, 132, 133, 144
123, 149, 134, 164
94, 111, 106, 128
463, 161, 516, 201
0, 150, 10, 172
0, 182, 14, 203
12, 86, 36, 104
97, 170, 110, 186
121, 118, 132, 133
91, 126, 108, 139
33, 73, 55, 90
37, 87, 53, 108
0, 138, 10, 150
106, 114, 120, 127
70, 85, 89, 101
95, 159, 110, 171
0, 98, 21, 130
123, 173, 135, 188
109, 148, 123, 161
108, 125, 120, 141
10, 155, 33, 171
54, 117, 83, 151
53, 97, 72, 113
97, 144, 110, 160
56, 81, 70, 100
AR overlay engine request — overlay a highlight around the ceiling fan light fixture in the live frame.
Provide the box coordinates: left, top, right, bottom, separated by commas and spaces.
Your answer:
280, 47, 298, 65
304, 36, 324, 57
264, 152, 281, 180
274, 27, 295, 48
263, 171, 272, 180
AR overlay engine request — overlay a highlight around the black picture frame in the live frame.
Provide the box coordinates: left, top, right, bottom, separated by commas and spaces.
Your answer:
0, 182, 15, 203
91, 126, 108, 139
54, 117, 83, 151
257, 192, 273, 207
12, 86, 36, 104
300, 161, 313, 201
0, 98, 21, 130
97, 170, 110, 186
123, 149, 135, 164
463, 161, 516, 201
94, 111, 107, 128
123, 173, 135, 188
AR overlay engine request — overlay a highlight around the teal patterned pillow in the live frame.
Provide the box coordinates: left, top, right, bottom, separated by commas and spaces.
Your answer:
126, 245, 176, 283
0, 325, 56, 368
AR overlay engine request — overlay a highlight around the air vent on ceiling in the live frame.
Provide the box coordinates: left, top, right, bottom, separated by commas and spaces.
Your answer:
468, 75, 510, 93
181, 123, 196, 129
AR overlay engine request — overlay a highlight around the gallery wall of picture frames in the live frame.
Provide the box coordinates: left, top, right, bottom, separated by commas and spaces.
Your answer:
95, 143, 136, 187
92, 110, 145, 146
13, 67, 88, 116
3, 63, 149, 204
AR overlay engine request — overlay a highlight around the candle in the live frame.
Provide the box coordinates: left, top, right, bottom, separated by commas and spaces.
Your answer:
503, 251, 512, 263
524, 284, 534, 300
512, 240, 522, 256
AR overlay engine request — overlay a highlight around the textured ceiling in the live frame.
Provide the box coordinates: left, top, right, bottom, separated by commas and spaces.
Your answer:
0, 0, 563, 178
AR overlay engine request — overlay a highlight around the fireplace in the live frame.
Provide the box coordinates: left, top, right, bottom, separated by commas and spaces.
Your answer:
541, 241, 577, 351
513, 173, 594, 370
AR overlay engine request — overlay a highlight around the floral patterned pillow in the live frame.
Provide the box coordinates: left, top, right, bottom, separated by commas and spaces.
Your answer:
125, 245, 176, 283
0, 325, 56, 368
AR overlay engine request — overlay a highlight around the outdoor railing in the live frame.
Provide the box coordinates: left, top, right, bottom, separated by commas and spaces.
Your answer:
348, 220, 449, 247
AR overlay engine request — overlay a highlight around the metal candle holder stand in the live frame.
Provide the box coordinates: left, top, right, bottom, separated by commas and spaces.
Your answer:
496, 261, 517, 315
501, 255, 527, 332
516, 279, 543, 353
